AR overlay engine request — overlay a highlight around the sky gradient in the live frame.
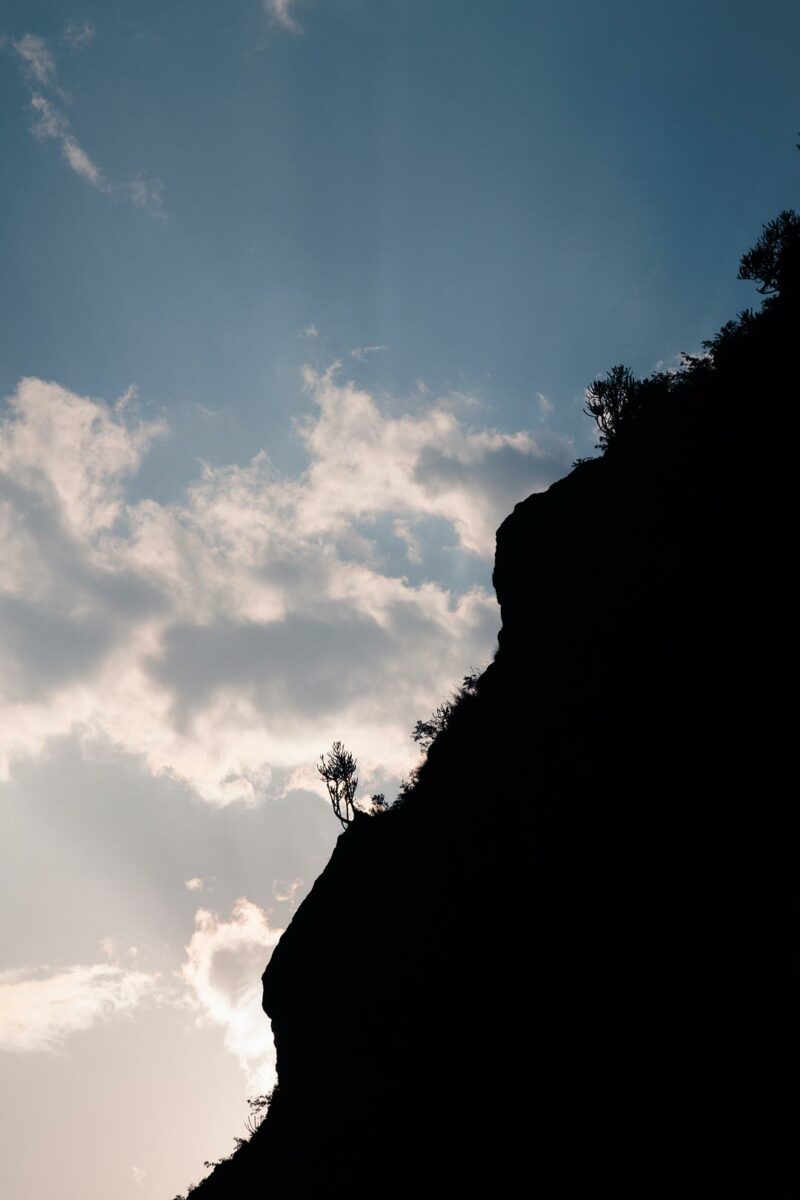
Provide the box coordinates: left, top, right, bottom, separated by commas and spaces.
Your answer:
1, 3, 798, 1197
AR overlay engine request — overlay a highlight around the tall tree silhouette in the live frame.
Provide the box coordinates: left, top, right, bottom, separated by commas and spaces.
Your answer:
318, 741, 359, 828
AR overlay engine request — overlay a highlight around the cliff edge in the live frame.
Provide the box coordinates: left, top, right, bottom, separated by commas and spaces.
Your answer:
186, 218, 795, 1195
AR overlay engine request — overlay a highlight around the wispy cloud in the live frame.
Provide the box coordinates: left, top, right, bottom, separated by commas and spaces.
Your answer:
0, 900, 277, 1082
64, 22, 96, 52
9, 33, 165, 215
392, 518, 422, 564
263, 0, 303, 33
0, 963, 160, 1052
13, 33, 59, 90
0, 898, 280, 1082
0, 370, 572, 803
349, 345, 390, 363
30, 92, 108, 189
127, 171, 166, 219
272, 877, 304, 907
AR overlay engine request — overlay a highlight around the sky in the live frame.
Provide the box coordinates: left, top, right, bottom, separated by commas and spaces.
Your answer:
0, 2, 798, 1197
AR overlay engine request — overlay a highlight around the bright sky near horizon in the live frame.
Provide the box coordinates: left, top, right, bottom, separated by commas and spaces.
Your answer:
1, 2, 798, 1197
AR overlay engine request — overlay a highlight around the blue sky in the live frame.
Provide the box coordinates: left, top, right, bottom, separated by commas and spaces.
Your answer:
1, 3, 798, 1198
3, 0, 797, 481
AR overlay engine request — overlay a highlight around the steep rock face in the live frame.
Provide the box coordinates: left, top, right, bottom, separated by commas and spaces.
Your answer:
190, 288, 792, 1195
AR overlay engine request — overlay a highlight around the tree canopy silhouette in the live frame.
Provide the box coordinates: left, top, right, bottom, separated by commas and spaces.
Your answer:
411, 673, 479, 753
737, 208, 800, 296
583, 203, 800, 454
583, 364, 642, 451
318, 741, 359, 828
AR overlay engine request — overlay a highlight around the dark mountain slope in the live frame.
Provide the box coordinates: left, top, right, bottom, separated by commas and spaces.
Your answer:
184, 221, 795, 1196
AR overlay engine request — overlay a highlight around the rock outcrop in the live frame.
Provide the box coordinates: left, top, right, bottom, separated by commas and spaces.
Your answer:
187, 244, 794, 1196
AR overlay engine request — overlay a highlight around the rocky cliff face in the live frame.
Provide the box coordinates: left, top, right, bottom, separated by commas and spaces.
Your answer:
187, 268, 793, 1196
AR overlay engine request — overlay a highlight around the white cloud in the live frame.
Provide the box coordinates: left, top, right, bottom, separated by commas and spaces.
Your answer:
0, 963, 160, 1052
392, 518, 422, 564
181, 899, 282, 1091
64, 22, 96, 52
128, 172, 166, 219
12, 35, 108, 193
0, 376, 165, 536
349, 345, 390, 363
263, 0, 302, 33
0, 370, 572, 803
297, 364, 570, 556
0, 901, 277, 1081
12, 33, 165, 214
185, 877, 205, 892
272, 877, 303, 906
30, 93, 108, 189
99, 936, 118, 959
13, 34, 58, 89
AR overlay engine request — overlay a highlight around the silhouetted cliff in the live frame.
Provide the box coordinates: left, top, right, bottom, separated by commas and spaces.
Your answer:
184, 218, 795, 1196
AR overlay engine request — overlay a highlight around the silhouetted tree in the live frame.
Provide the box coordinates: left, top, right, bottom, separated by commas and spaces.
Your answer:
318, 741, 359, 828
737, 208, 800, 296
584, 364, 640, 450
411, 674, 479, 753
412, 702, 453, 753
245, 1093, 271, 1135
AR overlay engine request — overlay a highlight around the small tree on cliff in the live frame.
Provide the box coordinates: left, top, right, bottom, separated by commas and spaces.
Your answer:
584, 364, 641, 450
737, 208, 800, 296
411, 673, 479, 753
318, 740, 359, 828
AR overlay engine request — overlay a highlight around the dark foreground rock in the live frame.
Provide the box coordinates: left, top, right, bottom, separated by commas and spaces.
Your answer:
187, 257, 794, 1196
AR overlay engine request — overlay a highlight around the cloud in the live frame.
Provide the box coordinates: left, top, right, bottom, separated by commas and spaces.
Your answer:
30, 92, 108, 189
0, 376, 165, 536
0, 900, 279, 1081
0, 963, 160, 1052
11, 33, 165, 214
392, 518, 422, 564
263, 0, 302, 33
349, 345, 390, 363
128, 172, 166, 219
297, 365, 571, 556
0, 900, 277, 1076
12, 34, 58, 89
181, 899, 282, 1091
12, 36, 107, 191
272, 877, 303, 906
0, 370, 572, 802
185, 877, 206, 891
64, 22, 96, 52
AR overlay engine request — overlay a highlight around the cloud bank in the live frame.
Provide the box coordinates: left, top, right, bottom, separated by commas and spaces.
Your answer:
0, 900, 278, 1085
0, 370, 572, 803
